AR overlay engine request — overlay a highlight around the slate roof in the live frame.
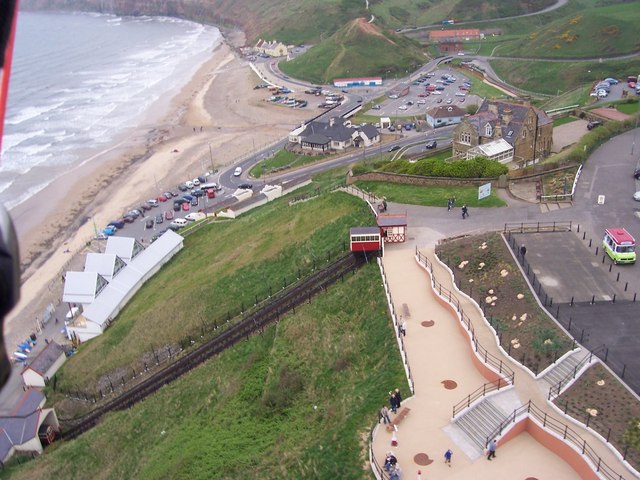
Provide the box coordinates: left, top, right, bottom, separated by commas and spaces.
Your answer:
21, 341, 64, 376
350, 227, 380, 235
360, 124, 379, 139
428, 105, 466, 118
0, 389, 44, 462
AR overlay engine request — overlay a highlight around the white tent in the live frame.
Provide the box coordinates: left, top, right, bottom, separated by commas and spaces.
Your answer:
68, 231, 184, 342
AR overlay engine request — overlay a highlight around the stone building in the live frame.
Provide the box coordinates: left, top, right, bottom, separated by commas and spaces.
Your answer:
451, 100, 553, 166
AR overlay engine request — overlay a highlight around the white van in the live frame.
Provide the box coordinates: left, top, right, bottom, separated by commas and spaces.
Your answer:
234, 166, 242, 177
171, 218, 188, 228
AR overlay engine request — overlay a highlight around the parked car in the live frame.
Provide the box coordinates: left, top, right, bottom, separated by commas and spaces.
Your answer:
102, 225, 117, 236
145, 219, 154, 229
197, 175, 207, 184
182, 194, 194, 202
147, 199, 159, 207
177, 184, 188, 192
634, 168, 640, 180
140, 204, 152, 212
185, 212, 206, 221
165, 210, 175, 220
192, 178, 200, 186
157, 195, 168, 202
417, 99, 426, 105
234, 166, 243, 176
185, 181, 194, 189
398, 105, 408, 110
425, 140, 437, 149
634, 191, 640, 202
171, 218, 188, 228
238, 183, 253, 190
122, 215, 135, 223
126, 209, 141, 218
163, 191, 174, 199
190, 197, 199, 206
388, 145, 401, 152
108, 220, 125, 229
182, 202, 190, 211
173, 202, 182, 212
155, 214, 164, 224
191, 189, 205, 197
587, 120, 602, 130
372, 104, 381, 109
206, 188, 216, 198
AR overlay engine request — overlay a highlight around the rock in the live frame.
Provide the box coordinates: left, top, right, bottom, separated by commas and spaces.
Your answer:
517, 293, 524, 299
511, 315, 517, 321
485, 296, 493, 304
597, 379, 605, 386
520, 313, 527, 321
500, 269, 509, 277
488, 289, 494, 295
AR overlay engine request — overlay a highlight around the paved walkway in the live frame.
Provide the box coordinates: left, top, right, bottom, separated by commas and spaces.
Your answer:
371, 239, 638, 479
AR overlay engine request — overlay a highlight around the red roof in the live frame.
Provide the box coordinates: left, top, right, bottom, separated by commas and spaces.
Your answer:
606, 228, 635, 245
333, 77, 382, 83
377, 214, 407, 227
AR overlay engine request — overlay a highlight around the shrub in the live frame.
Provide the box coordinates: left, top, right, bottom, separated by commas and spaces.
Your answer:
381, 156, 508, 178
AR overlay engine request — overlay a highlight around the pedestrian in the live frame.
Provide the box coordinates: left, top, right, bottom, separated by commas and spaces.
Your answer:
384, 451, 397, 471
400, 321, 407, 336
55, 317, 59, 324
389, 392, 398, 413
520, 244, 527, 257
447, 198, 453, 211
380, 405, 391, 424
382, 198, 388, 212
389, 464, 401, 480
444, 448, 453, 466
487, 439, 497, 460
394, 388, 402, 408
461, 204, 468, 219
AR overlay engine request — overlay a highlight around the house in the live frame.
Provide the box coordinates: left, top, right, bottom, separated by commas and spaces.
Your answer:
426, 105, 466, 128
429, 29, 482, 42
0, 389, 59, 465
21, 341, 66, 388
254, 39, 289, 57
451, 99, 553, 166
290, 117, 380, 153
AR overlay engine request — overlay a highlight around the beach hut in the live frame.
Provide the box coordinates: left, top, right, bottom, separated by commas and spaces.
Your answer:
21, 341, 66, 388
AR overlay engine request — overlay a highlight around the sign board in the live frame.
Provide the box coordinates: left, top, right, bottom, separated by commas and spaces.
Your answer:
597, 195, 605, 205
478, 182, 491, 200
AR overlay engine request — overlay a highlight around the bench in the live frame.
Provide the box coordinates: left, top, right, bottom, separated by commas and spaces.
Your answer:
387, 407, 411, 432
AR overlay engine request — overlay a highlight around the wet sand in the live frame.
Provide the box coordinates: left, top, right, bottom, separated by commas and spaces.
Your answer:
4, 30, 310, 349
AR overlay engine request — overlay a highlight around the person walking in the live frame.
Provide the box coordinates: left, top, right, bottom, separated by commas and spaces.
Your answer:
394, 388, 402, 408
487, 439, 497, 460
400, 321, 407, 336
389, 392, 398, 413
447, 198, 453, 211
520, 244, 527, 258
380, 405, 391, 424
444, 448, 453, 466
461, 204, 469, 219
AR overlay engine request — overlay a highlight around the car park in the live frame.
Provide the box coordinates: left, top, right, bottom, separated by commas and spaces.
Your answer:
155, 214, 164, 224
587, 120, 602, 130
108, 220, 125, 229
425, 140, 437, 149
238, 183, 253, 189
234, 166, 242, 176
145, 219, 154, 229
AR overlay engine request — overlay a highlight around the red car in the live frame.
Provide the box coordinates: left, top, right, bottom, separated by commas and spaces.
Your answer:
165, 210, 174, 220
206, 188, 215, 198
122, 216, 135, 223
157, 195, 168, 202
418, 93, 427, 97
182, 202, 190, 212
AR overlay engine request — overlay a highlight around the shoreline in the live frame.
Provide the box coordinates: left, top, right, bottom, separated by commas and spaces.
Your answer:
4, 28, 311, 350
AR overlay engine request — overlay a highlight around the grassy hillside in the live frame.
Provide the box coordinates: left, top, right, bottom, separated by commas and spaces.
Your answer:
280, 18, 426, 84
54, 190, 376, 394
495, 2, 640, 58
4, 262, 407, 479
490, 57, 640, 95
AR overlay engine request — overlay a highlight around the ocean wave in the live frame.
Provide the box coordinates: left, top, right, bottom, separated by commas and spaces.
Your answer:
3, 182, 51, 211
5, 102, 64, 126
1, 130, 46, 152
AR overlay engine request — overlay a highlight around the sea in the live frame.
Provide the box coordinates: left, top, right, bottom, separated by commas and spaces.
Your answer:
0, 11, 221, 211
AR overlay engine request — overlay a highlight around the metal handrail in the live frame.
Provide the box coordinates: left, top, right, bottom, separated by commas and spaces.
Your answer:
452, 376, 514, 418
547, 345, 606, 400
503, 221, 573, 233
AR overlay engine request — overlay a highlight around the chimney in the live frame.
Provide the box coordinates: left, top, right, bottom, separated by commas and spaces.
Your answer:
329, 117, 335, 127
494, 121, 502, 138
502, 107, 513, 125
488, 103, 498, 115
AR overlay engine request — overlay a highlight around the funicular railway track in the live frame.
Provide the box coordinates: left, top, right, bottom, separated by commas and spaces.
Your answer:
61, 252, 366, 440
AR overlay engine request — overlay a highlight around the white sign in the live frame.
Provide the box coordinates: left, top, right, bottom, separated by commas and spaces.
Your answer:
478, 182, 491, 200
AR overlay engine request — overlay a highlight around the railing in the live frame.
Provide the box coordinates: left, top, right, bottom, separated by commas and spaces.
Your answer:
369, 421, 389, 480
452, 377, 514, 418
548, 345, 606, 400
503, 221, 573, 233
415, 248, 515, 387
486, 400, 630, 480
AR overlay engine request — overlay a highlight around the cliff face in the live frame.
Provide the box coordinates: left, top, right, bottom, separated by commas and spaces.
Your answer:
19, 0, 262, 41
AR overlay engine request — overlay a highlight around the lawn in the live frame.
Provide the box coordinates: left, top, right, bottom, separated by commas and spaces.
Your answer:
436, 232, 572, 373
553, 116, 579, 127
354, 181, 506, 208
617, 101, 640, 116
53, 191, 375, 396
250, 149, 327, 178
5, 263, 408, 480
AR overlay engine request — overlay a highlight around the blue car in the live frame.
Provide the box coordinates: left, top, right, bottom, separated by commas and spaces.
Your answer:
103, 225, 117, 236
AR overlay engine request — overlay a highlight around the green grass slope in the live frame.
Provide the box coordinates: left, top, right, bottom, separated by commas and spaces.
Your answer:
55, 190, 376, 394
4, 262, 407, 480
280, 18, 426, 84
495, 2, 640, 58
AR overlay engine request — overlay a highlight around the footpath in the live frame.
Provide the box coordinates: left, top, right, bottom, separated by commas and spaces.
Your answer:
370, 239, 638, 479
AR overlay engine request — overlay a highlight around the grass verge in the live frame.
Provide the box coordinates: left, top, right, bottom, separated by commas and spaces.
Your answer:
250, 149, 327, 178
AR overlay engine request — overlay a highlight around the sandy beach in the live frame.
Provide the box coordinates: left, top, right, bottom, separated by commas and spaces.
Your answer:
4, 29, 310, 349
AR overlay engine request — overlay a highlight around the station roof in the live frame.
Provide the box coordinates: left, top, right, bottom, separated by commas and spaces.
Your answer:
377, 214, 408, 227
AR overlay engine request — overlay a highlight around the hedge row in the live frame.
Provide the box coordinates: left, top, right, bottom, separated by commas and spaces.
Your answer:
378, 156, 509, 178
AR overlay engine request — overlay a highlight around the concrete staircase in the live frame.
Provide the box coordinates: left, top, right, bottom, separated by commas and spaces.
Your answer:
541, 349, 591, 395
454, 396, 513, 451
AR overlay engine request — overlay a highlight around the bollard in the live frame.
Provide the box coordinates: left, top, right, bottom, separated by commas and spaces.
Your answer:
602, 255, 605, 264
613, 294, 616, 303
634, 292, 637, 302
568, 317, 572, 331
616, 272, 620, 282
570, 296, 574, 306
583, 231, 586, 240
556, 305, 560, 317
625, 282, 628, 291
589, 239, 592, 248
609, 264, 612, 273
591, 295, 595, 304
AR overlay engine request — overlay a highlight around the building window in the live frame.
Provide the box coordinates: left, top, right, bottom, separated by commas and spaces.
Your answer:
485, 124, 492, 137
460, 132, 471, 144
522, 129, 526, 139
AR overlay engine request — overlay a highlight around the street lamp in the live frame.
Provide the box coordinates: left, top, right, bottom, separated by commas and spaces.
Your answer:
208, 143, 215, 173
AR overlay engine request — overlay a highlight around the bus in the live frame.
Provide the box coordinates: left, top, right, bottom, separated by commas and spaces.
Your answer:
603, 227, 636, 264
